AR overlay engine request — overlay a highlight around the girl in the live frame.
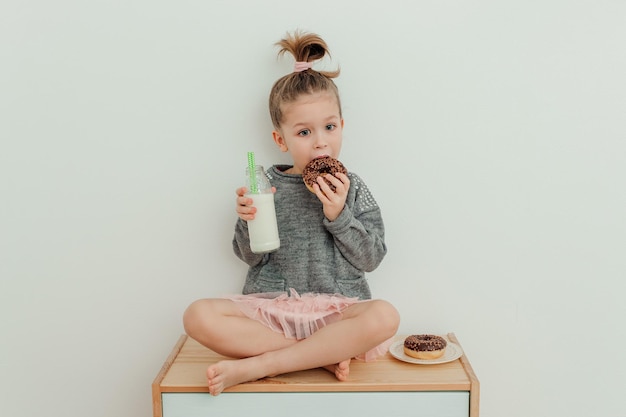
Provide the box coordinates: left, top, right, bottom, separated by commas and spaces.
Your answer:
183, 30, 400, 396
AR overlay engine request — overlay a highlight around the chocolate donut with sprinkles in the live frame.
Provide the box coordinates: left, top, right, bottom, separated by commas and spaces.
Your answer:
302, 156, 348, 193
403, 334, 447, 360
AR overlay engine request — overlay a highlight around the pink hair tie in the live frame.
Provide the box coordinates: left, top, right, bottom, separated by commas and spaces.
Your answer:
293, 61, 313, 73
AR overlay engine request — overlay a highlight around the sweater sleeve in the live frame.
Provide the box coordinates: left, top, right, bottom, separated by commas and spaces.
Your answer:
323, 176, 387, 272
232, 219, 265, 266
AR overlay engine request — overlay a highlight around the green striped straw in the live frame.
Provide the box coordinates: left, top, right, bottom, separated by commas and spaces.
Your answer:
247, 151, 258, 193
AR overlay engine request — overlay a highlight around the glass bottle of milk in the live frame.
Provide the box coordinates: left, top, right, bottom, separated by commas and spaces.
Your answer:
245, 166, 280, 253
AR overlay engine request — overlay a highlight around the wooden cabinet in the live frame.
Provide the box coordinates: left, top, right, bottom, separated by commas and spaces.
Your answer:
153, 333, 479, 417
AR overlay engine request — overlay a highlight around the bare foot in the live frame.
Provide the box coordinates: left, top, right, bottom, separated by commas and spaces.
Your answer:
206, 358, 265, 396
323, 358, 351, 381
207, 356, 351, 395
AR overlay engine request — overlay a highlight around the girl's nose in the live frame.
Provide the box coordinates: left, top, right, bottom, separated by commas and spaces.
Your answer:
313, 134, 328, 148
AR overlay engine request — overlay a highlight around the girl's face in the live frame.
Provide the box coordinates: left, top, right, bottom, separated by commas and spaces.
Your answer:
272, 92, 344, 175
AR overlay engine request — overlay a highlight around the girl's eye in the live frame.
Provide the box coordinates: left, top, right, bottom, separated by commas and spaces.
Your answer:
326, 124, 336, 131
298, 129, 311, 137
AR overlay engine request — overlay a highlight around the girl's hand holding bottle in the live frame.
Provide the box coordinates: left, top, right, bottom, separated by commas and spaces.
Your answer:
235, 186, 256, 221
235, 186, 277, 222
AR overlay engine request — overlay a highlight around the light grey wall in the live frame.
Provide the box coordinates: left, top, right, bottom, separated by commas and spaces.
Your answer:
1, 1, 624, 416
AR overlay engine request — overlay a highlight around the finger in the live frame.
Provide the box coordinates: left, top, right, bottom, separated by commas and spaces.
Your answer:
334, 172, 350, 187
312, 182, 330, 202
236, 196, 253, 207
320, 174, 347, 197
236, 186, 248, 197
316, 176, 333, 194
237, 205, 257, 221
315, 177, 337, 201
239, 213, 255, 221
324, 174, 344, 191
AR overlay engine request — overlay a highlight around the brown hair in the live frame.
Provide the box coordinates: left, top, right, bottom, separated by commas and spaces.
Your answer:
269, 31, 341, 130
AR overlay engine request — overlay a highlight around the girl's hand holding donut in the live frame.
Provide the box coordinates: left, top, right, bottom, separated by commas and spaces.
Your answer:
313, 172, 350, 221
302, 157, 350, 222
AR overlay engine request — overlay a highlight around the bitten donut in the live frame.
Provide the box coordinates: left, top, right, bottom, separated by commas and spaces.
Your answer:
403, 334, 447, 360
302, 156, 348, 193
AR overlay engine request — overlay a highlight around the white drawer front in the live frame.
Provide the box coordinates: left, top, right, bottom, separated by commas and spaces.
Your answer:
162, 391, 469, 417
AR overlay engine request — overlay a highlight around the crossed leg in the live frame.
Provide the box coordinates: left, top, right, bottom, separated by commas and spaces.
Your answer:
183, 297, 399, 396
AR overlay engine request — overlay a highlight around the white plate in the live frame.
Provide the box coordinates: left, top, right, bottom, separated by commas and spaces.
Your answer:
389, 338, 464, 365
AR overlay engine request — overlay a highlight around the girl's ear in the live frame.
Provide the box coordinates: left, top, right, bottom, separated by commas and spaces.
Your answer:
272, 130, 289, 152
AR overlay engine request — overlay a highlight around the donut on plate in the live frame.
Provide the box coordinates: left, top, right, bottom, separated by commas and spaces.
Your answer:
403, 334, 447, 360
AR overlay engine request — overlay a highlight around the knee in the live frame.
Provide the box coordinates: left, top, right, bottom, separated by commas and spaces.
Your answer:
370, 299, 401, 338
182, 299, 210, 338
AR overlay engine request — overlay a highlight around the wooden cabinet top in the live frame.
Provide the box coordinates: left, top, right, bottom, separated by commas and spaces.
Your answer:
154, 333, 479, 394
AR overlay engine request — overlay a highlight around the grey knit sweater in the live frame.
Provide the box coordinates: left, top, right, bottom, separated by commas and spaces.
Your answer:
233, 165, 386, 300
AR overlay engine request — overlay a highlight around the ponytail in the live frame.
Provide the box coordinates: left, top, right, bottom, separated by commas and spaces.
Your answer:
269, 31, 342, 129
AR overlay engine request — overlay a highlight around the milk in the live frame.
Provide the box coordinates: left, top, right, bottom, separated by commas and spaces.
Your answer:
245, 192, 280, 253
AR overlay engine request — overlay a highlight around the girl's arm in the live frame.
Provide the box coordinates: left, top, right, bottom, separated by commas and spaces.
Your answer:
324, 176, 387, 272
325, 207, 386, 272
232, 219, 265, 266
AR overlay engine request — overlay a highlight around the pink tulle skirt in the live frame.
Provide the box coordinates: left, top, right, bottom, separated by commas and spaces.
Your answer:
227, 289, 392, 362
